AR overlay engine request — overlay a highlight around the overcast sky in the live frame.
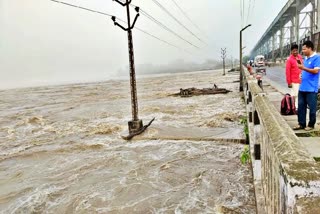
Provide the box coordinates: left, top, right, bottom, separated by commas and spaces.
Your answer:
0, 0, 288, 89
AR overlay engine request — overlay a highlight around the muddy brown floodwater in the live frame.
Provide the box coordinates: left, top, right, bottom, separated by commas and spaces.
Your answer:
0, 70, 256, 213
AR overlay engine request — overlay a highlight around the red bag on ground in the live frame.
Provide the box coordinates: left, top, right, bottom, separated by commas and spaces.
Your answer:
280, 93, 296, 115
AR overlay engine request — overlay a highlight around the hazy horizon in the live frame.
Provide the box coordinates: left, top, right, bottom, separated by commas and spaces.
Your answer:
0, 0, 288, 88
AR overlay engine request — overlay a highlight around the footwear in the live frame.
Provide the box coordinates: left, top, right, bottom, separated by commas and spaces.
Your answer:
305, 127, 314, 131
293, 125, 305, 130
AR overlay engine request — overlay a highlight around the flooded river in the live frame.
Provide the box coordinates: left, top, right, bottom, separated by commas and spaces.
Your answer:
0, 70, 256, 213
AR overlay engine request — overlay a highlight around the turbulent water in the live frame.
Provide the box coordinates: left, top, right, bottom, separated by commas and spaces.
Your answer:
0, 70, 256, 213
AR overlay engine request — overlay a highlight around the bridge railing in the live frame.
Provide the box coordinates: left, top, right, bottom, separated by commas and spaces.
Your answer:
242, 69, 320, 213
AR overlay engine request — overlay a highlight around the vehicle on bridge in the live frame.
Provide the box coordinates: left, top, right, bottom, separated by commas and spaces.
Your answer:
254, 55, 265, 67
253, 55, 267, 75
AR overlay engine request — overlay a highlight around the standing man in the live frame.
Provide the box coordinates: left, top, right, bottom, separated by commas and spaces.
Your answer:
294, 41, 320, 131
286, 44, 303, 109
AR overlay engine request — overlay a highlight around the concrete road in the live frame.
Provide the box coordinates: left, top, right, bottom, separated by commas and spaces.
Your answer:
264, 66, 287, 87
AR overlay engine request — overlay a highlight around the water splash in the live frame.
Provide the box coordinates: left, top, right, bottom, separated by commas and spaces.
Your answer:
0, 70, 255, 213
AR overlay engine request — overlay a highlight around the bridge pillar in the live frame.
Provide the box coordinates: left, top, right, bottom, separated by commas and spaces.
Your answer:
272, 32, 276, 63
280, 24, 284, 62
290, 18, 295, 44
265, 43, 269, 57
267, 39, 271, 61
295, 0, 300, 45
311, 0, 316, 41
317, 0, 320, 32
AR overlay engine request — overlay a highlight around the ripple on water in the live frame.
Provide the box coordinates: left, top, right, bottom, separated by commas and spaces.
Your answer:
0, 70, 255, 213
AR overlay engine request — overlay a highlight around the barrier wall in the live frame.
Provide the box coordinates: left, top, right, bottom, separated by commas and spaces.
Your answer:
242, 69, 320, 213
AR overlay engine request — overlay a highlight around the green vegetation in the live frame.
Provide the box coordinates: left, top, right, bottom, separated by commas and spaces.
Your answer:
240, 95, 245, 102
239, 116, 251, 164
296, 131, 320, 137
314, 157, 320, 162
240, 145, 251, 164
240, 116, 249, 144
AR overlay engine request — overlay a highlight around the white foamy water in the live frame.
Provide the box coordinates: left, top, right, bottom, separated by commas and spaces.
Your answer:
0, 70, 256, 213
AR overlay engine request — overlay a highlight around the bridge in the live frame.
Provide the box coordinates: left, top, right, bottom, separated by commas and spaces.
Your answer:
246, 1, 320, 213
250, 0, 320, 61
242, 66, 320, 213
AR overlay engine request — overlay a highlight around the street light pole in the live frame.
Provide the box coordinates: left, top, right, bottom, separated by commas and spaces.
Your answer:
221, 48, 227, 76
240, 24, 251, 92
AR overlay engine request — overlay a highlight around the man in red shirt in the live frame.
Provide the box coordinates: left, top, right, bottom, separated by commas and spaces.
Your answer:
286, 44, 303, 108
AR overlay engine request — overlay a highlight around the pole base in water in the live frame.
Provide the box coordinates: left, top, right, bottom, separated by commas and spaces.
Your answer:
128, 119, 143, 134
122, 118, 155, 140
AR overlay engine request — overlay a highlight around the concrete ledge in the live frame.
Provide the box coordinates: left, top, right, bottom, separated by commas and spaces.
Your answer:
248, 81, 264, 94
243, 67, 320, 213
255, 93, 320, 186
254, 96, 314, 164
127, 126, 246, 143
